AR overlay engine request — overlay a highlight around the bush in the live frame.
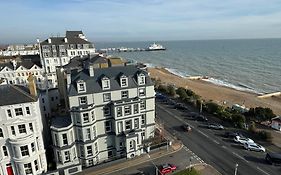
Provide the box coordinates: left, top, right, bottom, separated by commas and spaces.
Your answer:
232, 114, 246, 128
246, 107, 276, 122
167, 85, 176, 96
176, 87, 188, 99
256, 130, 272, 142
205, 102, 223, 114
158, 84, 168, 94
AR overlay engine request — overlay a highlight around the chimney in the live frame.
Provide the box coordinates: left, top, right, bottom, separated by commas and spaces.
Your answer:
48, 38, 51, 44
66, 70, 71, 90
27, 74, 37, 97
64, 38, 68, 43
89, 65, 94, 77
11, 60, 17, 70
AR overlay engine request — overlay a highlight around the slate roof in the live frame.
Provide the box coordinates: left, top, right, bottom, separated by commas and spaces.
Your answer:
41, 37, 91, 45
51, 115, 72, 128
63, 54, 107, 70
0, 84, 37, 106
68, 65, 153, 96
0, 55, 42, 71
66, 31, 83, 38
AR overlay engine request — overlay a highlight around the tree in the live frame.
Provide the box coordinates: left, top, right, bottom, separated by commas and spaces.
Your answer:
167, 85, 176, 96
232, 114, 246, 128
246, 107, 276, 122
176, 87, 188, 99
157, 84, 168, 94
205, 102, 223, 114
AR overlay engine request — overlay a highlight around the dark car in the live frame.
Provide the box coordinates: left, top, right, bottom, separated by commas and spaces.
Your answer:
182, 124, 192, 131
265, 152, 281, 165
224, 131, 243, 138
156, 92, 167, 101
195, 115, 208, 122
174, 103, 188, 110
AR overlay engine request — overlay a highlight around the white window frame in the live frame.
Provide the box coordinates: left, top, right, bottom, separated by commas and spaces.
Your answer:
104, 106, 111, 116
120, 77, 128, 87
62, 134, 68, 145
18, 124, 26, 134
138, 74, 146, 85
26, 107, 31, 115
125, 120, 132, 130
7, 109, 12, 117
20, 145, 29, 156
87, 145, 93, 156
117, 107, 122, 117
103, 93, 111, 102
102, 78, 110, 90
105, 121, 111, 132
138, 88, 145, 96
24, 163, 32, 174
15, 108, 23, 116
86, 128, 91, 140
83, 113, 89, 123
124, 105, 131, 116
0, 128, 3, 138
134, 118, 139, 129
121, 90, 129, 99
64, 151, 70, 163
79, 96, 87, 105
77, 80, 86, 93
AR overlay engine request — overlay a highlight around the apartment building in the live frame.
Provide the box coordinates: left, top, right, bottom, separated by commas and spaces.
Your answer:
50, 63, 155, 174
0, 55, 47, 89
0, 83, 47, 175
39, 31, 96, 88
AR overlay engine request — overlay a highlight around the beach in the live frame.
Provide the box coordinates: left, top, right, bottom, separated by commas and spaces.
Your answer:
148, 67, 281, 115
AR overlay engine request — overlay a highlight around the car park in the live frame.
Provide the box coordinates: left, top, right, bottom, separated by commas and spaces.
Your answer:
195, 115, 208, 122
234, 136, 254, 144
207, 123, 224, 130
182, 124, 192, 132
243, 142, 265, 152
174, 103, 188, 110
265, 152, 281, 165
158, 163, 177, 175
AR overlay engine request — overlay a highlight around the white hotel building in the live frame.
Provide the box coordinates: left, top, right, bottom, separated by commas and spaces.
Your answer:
50, 63, 155, 174
0, 84, 47, 175
39, 31, 96, 88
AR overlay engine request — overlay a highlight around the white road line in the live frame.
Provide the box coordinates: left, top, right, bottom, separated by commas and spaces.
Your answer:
197, 130, 210, 138
222, 145, 227, 149
213, 140, 220, 144
231, 151, 249, 163
256, 167, 271, 175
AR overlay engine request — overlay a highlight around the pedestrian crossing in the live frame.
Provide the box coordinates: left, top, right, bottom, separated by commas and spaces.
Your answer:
183, 145, 204, 163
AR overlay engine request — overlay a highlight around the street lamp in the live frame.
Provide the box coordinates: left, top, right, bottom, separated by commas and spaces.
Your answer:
189, 157, 193, 170
234, 163, 238, 175
147, 154, 163, 175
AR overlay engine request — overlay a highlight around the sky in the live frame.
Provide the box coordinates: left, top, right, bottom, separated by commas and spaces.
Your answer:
1, 0, 281, 43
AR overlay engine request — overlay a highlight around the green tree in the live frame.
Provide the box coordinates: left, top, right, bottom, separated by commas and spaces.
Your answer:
176, 87, 188, 99
167, 85, 176, 96
158, 84, 168, 94
232, 114, 246, 128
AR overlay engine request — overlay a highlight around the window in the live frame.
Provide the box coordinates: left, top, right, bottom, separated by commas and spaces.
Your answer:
78, 129, 83, 141
121, 91, 128, 99
125, 120, 132, 130
138, 75, 145, 85
91, 111, 95, 121
94, 142, 98, 153
7, 109, 12, 117
108, 150, 113, 158
105, 121, 111, 132
20, 145, 29, 156
64, 151, 70, 162
18, 124, 26, 134
34, 160, 39, 171
80, 146, 84, 157
120, 77, 128, 87
141, 114, 146, 125
77, 81, 86, 93
133, 104, 139, 114
103, 93, 111, 102
118, 121, 123, 133
15, 108, 23, 116
104, 106, 110, 116
124, 105, 131, 116
0, 128, 3, 137
11, 126, 15, 135
54, 134, 58, 145
88, 159, 94, 166
134, 118, 139, 129
76, 114, 80, 124
83, 113, 89, 123
129, 140, 135, 150
79, 96, 87, 105
86, 128, 91, 140
117, 107, 122, 117
24, 163, 32, 174
62, 134, 68, 145
31, 143, 35, 152
29, 123, 33, 132
102, 78, 110, 90
140, 100, 146, 110
139, 88, 145, 96
26, 107, 31, 115
93, 126, 96, 138
87, 145, 93, 156
2, 146, 8, 156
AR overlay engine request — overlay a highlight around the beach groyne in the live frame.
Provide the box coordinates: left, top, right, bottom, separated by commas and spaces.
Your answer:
258, 92, 281, 98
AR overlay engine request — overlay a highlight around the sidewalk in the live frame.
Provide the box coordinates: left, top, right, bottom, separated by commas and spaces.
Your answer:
193, 164, 222, 175
78, 141, 183, 175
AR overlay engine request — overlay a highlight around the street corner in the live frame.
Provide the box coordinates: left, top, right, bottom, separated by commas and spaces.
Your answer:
193, 163, 222, 175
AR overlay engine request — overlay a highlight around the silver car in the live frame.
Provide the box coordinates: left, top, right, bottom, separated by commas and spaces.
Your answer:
244, 142, 265, 152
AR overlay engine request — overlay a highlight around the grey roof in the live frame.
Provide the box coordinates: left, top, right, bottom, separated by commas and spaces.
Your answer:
41, 37, 91, 45
66, 31, 83, 38
0, 84, 37, 106
51, 115, 72, 128
63, 54, 107, 70
68, 65, 153, 96
0, 55, 42, 71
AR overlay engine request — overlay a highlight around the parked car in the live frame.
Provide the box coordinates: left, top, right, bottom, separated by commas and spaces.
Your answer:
243, 142, 265, 152
195, 115, 208, 122
174, 103, 188, 110
208, 123, 224, 130
234, 136, 254, 144
265, 152, 281, 165
224, 131, 243, 138
182, 124, 192, 132
158, 163, 177, 174
155, 92, 167, 101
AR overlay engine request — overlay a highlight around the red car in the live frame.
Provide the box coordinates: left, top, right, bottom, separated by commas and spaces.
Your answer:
158, 163, 177, 174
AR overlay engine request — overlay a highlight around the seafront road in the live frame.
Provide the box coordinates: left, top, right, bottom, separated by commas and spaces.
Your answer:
156, 102, 281, 175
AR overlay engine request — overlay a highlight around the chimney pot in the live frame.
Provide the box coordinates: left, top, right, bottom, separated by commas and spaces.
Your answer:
48, 38, 51, 44
64, 38, 68, 43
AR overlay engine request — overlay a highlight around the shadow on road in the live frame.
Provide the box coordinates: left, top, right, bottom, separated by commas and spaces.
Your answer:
230, 144, 244, 150
244, 155, 268, 165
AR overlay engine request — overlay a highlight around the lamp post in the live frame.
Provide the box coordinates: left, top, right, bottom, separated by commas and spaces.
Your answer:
189, 157, 193, 170
234, 163, 238, 175
147, 154, 162, 175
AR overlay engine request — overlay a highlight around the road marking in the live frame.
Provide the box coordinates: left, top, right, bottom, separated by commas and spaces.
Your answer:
231, 151, 249, 163
256, 166, 271, 175
197, 130, 210, 138
222, 145, 227, 149
213, 140, 220, 144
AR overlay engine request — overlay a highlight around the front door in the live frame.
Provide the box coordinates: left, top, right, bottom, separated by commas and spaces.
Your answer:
6, 164, 14, 175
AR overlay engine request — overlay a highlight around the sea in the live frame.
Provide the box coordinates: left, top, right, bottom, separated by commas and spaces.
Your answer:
95, 39, 281, 95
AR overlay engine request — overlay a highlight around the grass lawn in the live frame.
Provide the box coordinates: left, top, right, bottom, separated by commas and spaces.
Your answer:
174, 168, 201, 175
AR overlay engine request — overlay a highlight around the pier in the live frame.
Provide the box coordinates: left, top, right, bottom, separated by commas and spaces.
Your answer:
98, 47, 147, 53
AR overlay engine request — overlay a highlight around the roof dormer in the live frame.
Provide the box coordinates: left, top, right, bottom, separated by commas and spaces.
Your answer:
101, 76, 110, 90
120, 74, 128, 88
77, 80, 86, 93
137, 72, 146, 85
